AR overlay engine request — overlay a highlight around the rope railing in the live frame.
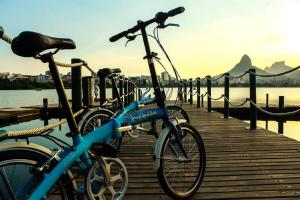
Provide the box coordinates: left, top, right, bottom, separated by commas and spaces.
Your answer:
101, 90, 136, 107
201, 92, 208, 98
55, 61, 97, 76
249, 66, 300, 77
227, 70, 250, 79
206, 73, 226, 81
6, 109, 84, 138
224, 96, 249, 107
248, 99, 300, 117
200, 76, 209, 81
207, 94, 224, 101
193, 90, 198, 96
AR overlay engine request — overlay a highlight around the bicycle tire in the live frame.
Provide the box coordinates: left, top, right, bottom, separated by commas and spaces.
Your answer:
79, 108, 123, 151
157, 123, 205, 199
0, 148, 75, 200
79, 108, 114, 135
167, 105, 190, 124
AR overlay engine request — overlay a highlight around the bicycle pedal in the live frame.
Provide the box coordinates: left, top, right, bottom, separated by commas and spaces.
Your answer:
92, 143, 118, 158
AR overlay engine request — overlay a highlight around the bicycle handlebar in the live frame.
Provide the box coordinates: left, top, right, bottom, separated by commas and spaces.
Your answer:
109, 6, 185, 42
0, 26, 13, 44
168, 7, 185, 17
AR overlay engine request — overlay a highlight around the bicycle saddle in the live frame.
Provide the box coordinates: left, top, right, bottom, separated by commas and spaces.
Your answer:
11, 31, 76, 57
98, 68, 121, 77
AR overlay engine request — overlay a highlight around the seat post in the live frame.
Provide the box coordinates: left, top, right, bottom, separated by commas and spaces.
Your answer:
45, 53, 79, 136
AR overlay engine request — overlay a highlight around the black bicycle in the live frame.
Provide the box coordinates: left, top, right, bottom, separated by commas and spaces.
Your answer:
110, 6, 205, 199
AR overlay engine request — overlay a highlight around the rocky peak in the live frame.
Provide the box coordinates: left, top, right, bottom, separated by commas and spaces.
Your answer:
240, 54, 252, 66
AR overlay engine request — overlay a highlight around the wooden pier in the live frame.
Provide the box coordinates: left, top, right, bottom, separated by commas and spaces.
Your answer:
0, 107, 40, 126
119, 102, 300, 200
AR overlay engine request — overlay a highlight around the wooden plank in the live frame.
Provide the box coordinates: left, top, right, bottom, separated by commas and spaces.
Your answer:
118, 102, 300, 199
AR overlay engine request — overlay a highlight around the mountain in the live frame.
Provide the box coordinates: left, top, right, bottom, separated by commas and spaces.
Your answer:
264, 61, 300, 81
227, 54, 269, 76
264, 61, 292, 74
212, 54, 300, 86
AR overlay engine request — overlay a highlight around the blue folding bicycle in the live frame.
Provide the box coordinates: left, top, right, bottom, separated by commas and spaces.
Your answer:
0, 6, 205, 200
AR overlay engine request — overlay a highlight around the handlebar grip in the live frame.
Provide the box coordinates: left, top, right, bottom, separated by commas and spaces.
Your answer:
109, 31, 127, 42
0, 26, 4, 37
168, 7, 185, 17
112, 68, 121, 73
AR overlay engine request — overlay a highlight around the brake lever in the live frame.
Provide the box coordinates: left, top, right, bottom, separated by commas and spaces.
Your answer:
125, 34, 137, 47
157, 23, 180, 29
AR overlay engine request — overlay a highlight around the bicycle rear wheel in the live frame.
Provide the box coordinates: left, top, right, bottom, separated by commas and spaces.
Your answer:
0, 148, 75, 200
79, 108, 114, 136
157, 123, 205, 199
167, 105, 190, 124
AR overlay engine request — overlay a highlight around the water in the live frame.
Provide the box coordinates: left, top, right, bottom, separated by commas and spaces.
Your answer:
0, 88, 300, 141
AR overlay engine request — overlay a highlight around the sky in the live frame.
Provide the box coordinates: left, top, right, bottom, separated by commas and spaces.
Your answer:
1, 0, 300, 78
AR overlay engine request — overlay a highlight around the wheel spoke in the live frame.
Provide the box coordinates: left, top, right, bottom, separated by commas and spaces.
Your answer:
111, 173, 122, 183
92, 174, 104, 183
107, 185, 117, 198
95, 186, 107, 199
0, 167, 16, 200
159, 125, 205, 197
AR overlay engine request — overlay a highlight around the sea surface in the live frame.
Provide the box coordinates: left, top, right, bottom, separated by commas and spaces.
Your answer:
0, 87, 300, 141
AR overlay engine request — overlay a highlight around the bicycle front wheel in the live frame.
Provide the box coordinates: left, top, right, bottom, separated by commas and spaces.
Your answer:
157, 123, 205, 199
0, 148, 75, 200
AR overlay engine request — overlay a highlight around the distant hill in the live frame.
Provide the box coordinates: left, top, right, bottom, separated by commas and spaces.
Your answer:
264, 61, 292, 74
264, 61, 300, 81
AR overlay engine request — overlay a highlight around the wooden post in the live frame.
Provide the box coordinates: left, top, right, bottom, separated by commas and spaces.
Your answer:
184, 80, 187, 102
124, 78, 128, 106
98, 70, 107, 106
71, 58, 82, 113
129, 81, 133, 103
119, 77, 124, 106
129, 81, 133, 104
224, 73, 229, 118
131, 82, 134, 103
42, 98, 48, 126
265, 93, 269, 130
207, 75, 211, 112
266, 93, 269, 108
189, 78, 193, 105
201, 94, 204, 107
196, 77, 200, 108
138, 88, 142, 100
179, 80, 183, 101
278, 96, 284, 134
112, 76, 118, 108
82, 76, 92, 107
249, 69, 257, 130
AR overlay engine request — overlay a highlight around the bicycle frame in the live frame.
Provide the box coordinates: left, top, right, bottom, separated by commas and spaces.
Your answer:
28, 56, 179, 199
28, 97, 171, 199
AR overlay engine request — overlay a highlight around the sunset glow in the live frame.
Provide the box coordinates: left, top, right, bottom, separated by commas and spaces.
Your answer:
1, 0, 300, 78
